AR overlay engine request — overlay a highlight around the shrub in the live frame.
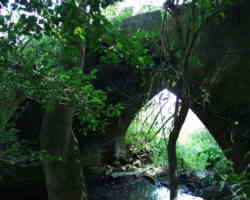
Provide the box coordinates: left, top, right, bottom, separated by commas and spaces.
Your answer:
126, 120, 227, 173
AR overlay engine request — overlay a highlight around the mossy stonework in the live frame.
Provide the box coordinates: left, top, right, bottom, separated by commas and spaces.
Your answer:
4, 2, 250, 184
120, 1, 250, 172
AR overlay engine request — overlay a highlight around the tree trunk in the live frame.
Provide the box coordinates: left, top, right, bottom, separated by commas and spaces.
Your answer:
168, 98, 189, 200
40, 103, 88, 200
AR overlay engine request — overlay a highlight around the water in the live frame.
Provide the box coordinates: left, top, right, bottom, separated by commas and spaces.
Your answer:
152, 187, 203, 200
88, 176, 204, 200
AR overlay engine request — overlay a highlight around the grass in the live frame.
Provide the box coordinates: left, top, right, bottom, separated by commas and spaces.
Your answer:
125, 118, 228, 173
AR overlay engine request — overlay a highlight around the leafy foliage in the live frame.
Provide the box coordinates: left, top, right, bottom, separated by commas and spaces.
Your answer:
103, 5, 134, 23
126, 120, 227, 173
97, 29, 155, 68
0, 0, 157, 168
127, 119, 250, 199
226, 169, 250, 199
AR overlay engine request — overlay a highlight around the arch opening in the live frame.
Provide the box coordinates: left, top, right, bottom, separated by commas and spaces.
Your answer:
125, 89, 230, 173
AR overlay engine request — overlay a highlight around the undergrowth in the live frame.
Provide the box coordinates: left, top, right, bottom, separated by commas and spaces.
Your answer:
126, 119, 227, 173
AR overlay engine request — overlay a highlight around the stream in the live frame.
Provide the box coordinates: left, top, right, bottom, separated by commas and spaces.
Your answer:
87, 175, 204, 200
0, 171, 205, 200
152, 187, 203, 200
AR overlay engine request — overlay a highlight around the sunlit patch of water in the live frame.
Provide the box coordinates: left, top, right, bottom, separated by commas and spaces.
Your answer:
151, 187, 203, 200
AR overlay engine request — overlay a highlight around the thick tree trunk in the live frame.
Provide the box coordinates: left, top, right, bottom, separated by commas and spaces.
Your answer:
40, 103, 88, 200
168, 98, 189, 200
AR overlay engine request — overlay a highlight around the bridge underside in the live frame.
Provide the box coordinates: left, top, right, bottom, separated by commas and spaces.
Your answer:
81, 0, 250, 173
14, 1, 250, 174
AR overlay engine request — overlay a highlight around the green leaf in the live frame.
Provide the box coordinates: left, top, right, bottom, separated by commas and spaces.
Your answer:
73, 26, 86, 40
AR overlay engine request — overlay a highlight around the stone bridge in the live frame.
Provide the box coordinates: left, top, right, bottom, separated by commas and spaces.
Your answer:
14, 1, 250, 174
79, 0, 250, 173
